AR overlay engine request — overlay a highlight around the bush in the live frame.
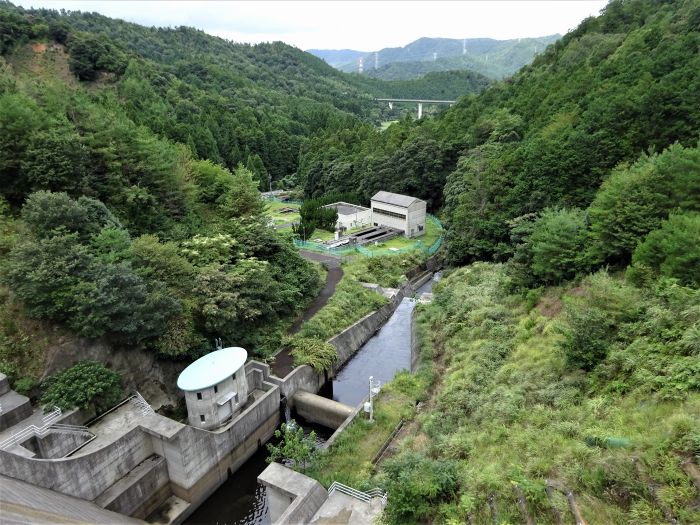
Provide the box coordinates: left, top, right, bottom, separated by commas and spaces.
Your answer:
266, 421, 319, 473
382, 452, 460, 523
41, 361, 123, 413
628, 212, 700, 287
288, 336, 338, 372
528, 207, 590, 284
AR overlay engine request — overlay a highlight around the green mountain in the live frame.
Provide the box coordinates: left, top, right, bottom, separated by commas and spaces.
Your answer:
299, 0, 700, 252
0, 0, 491, 379
1, 1, 699, 522
310, 35, 560, 79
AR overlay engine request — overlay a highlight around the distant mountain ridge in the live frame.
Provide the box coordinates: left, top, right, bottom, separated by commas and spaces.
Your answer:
308, 35, 560, 79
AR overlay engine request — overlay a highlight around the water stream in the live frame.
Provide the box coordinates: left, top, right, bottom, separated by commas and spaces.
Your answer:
184, 273, 439, 524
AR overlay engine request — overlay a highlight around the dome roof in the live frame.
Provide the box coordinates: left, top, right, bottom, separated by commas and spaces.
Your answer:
177, 347, 247, 391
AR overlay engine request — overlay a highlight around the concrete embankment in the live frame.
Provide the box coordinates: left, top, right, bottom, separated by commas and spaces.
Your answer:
0, 255, 441, 524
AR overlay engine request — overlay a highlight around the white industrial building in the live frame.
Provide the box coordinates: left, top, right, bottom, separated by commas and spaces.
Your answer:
177, 347, 249, 430
322, 202, 372, 232
371, 191, 427, 238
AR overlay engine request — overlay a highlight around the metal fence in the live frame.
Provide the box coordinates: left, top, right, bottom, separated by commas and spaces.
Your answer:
294, 215, 443, 258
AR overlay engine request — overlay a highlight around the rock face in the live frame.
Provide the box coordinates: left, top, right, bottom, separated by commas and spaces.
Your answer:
42, 337, 187, 409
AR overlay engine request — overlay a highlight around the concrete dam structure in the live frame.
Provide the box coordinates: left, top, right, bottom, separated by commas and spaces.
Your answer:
0, 361, 323, 523
0, 256, 440, 524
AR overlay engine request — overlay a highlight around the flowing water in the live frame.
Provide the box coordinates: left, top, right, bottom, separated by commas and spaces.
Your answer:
185, 274, 438, 524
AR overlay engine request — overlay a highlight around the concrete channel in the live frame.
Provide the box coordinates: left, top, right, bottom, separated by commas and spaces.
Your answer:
186, 269, 440, 524
0, 258, 440, 525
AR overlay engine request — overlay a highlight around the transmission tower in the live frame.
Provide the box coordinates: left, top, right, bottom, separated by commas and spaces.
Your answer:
374, 52, 378, 70
358, 57, 364, 74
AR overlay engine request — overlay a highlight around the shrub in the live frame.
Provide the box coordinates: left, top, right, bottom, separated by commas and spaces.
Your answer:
288, 336, 338, 372
41, 361, 123, 413
628, 212, 700, 287
266, 421, 319, 473
382, 452, 460, 523
528, 207, 590, 284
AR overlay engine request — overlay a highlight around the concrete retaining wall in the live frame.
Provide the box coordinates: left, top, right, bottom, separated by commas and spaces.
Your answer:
258, 462, 327, 525
266, 365, 326, 407
410, 305, 420, 373
0, 426, 154, 501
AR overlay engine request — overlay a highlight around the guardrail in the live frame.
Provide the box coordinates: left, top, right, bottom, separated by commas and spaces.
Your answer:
328, 481, 388, 506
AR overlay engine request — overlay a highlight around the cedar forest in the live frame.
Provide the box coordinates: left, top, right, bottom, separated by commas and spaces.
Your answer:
0, 0, 699, 523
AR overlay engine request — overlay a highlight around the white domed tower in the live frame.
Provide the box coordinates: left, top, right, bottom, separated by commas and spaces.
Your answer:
177, 347, 249, 430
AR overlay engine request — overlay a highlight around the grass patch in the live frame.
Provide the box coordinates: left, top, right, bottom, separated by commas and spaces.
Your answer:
287, 336, 338, 372
308, 229, 335, 242
295, 276, 388, 341
363, 216, 442, 254
264, 200, 300, 224
376, 264, 700, 524
344, 250, 427, 288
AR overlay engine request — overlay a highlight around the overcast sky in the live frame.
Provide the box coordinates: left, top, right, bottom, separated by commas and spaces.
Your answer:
15, 1, 610, 51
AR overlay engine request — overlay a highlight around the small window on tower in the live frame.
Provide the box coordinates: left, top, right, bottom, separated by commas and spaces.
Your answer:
196, 392, 202, 400
234, 393, 239, 404
214, 385, 218, 394
232, 373, 236, 381
200, 415, 205, 422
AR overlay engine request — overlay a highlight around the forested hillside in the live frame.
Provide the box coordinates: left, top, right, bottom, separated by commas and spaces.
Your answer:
314, 2, 699, 522
311, 35, 560, 79
0, 1, 364, 391
299, 0, 700, 263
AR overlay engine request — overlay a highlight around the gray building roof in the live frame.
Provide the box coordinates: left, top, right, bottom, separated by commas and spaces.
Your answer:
371, 191, 424, 208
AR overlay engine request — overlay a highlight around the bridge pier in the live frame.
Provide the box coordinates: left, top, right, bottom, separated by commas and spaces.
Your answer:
418, 102, 423, 119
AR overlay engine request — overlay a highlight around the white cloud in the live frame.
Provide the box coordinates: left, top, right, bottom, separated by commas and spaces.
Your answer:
14, 0, 609, 50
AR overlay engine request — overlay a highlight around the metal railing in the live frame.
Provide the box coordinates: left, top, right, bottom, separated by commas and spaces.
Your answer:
0, 407, 96, 451
0, 406, 61, 449
132, 391, 155, 416
328, 481, 388, 506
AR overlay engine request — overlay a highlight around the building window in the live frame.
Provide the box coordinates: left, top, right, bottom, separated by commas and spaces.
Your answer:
200, 415, 205, 422
196, 392, 202, 400
214, 385, 218, 394
373, 207, 406, 220
234, 393, 239, 404
232, 373, 236, 381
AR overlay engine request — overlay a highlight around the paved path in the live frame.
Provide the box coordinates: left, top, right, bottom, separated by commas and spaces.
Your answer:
299, 249, 341, 269
271, 252, 344, 378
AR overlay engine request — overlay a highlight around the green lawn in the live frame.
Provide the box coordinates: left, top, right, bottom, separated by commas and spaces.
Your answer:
308, 229, 335, 242
264, 200, 300, 224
